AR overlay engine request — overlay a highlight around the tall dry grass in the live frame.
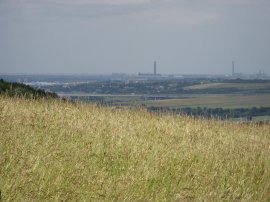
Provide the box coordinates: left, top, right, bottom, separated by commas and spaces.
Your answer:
1, 95, 270, 201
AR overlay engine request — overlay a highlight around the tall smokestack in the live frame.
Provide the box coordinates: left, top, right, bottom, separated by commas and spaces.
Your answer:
232, 61, 235, 76
154, 61, 157, 75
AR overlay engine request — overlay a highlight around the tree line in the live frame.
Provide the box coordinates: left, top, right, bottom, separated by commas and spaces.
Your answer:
147, 106, 270, 120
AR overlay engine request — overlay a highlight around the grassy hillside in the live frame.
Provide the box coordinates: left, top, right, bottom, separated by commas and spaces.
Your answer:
1, 96, 270, 201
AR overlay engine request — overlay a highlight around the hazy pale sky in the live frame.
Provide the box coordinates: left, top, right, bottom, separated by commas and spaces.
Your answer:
0, 0, 270, 75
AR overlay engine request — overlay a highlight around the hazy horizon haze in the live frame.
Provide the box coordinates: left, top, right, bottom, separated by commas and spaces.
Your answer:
0, 0, 270, 75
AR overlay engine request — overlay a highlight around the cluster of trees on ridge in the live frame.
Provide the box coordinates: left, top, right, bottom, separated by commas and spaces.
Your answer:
0, 79, 58, 99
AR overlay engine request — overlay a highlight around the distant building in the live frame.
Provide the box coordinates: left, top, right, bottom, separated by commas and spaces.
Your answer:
138, 61, 161, 78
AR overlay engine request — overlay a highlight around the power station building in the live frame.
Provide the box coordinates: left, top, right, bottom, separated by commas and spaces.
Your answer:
138, 61, 161, 77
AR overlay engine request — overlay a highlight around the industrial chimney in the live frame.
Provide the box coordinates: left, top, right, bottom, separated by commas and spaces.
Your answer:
154, 61, 157, 75
232, 61, 235, 76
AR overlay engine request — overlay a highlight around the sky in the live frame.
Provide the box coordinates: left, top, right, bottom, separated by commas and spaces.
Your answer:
0, 0, 270, 75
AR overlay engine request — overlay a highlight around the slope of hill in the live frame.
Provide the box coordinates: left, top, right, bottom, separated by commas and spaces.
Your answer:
1, 96, 270, 201
0, 79, 58, 99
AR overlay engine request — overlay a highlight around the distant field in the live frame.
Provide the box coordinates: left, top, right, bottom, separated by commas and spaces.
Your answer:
60, 93, 270, 109
184, 82, 270, 90
144, 94, 270, 108
58, 81, 270, 113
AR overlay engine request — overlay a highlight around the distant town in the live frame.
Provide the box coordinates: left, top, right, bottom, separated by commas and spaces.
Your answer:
1, 61, 270, 86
